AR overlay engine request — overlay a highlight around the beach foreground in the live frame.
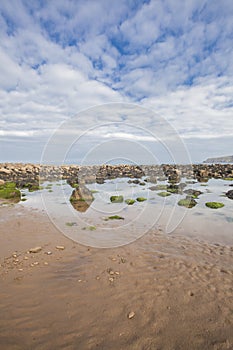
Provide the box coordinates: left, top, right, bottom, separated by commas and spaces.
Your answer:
0, 205, 232, 350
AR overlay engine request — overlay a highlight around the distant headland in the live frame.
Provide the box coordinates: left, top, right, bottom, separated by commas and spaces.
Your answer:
203, 155, 233, 163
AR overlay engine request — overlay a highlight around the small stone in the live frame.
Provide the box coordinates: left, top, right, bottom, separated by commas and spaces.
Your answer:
18, 268, 23, 272
24, 256, 29, 260
115, 271, 120, 275
121, 257, 126, 263
109, 277, 114, 282
29, 246, 42, 253
30, 263, 34, 267
96, 276, 100, 280
189, 291, 194, 296
111, 258, 117, 261
12, 253, 17, 258
56, 246, 65, 250
128, 311, 135, 319
44, 262, 48, 265
78, 279, 82, 282
34, 262, 39, 265
45, 251, 52, 255
109, 271, 114, 275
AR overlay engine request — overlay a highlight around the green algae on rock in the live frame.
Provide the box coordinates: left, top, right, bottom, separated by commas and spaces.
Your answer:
136, 197, 147, 202
157, 192, 171, 197
178, 197, 197, 208
125, 199, 136, 205
110, 195, 124, 203
106, 215, 124, 220
149, 184, 167, 191
0, 182, 21, 202
205, 202, 224, 209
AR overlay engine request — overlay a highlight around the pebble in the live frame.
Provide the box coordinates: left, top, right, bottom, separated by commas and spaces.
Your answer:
29, 246, 42, 253
56, 246, 65, 250
44, 262, 48, 265
128, 311, 135, 319
24, 256, 29, 260
115, 271, 120, 275
34, 262, 39, 265
18, 268, 23, 272
45, 251, 52, 255
189, 291, 194, 296
12, 253, 18, 258
109, 277, 114, 282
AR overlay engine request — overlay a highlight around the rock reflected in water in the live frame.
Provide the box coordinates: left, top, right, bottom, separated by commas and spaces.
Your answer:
70, 184, 94, 213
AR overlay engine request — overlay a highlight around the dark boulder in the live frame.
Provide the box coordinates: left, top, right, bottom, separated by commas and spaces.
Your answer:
226, 190, 233, 200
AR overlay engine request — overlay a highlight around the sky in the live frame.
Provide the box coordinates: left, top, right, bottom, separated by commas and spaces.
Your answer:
0, 0, 233, 164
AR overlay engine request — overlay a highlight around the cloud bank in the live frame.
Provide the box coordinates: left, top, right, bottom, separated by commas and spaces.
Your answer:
0, 0, 232, 163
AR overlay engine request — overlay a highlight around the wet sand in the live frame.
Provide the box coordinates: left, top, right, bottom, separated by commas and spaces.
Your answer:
0, 205, 233, 350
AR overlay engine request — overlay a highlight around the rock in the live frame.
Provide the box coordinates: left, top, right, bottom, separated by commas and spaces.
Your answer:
125, 199, 136, 205
136, 197, 147, 202
183, 189, 203, 197
106, 215, 124, 220
0, 168, 11, 174
70, 184, 94, 212
56, 245, 65, 250
128, 311, 135, 319
29, 246, 42, 253
45, 251, 52, 255
157, 191, 171, 197
178, 197, 197, 208
226, 190, 233, 200
110, 195, 124, 203
205, 202, 224, 209
0, 182, 21, 202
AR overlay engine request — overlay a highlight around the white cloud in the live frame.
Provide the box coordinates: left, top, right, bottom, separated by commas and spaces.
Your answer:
0, 0, 233, 162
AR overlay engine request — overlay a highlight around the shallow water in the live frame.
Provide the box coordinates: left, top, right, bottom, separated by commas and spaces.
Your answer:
18, 177, 233, 247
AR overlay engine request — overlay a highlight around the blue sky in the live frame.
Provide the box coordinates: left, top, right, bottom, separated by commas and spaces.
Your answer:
0, 0, 233, 164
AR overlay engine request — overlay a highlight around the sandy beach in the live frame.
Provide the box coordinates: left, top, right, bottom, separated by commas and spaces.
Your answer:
0, 204, 232, 350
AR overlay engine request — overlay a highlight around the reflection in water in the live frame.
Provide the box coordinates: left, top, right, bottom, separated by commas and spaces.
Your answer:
70, 184, 94, 213
20, 176, 233, 246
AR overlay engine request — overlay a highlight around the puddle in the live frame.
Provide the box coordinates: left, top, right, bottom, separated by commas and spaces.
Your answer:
17, 177, 233, 247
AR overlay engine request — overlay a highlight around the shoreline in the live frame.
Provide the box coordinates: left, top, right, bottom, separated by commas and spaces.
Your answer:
1, 163, 233, 186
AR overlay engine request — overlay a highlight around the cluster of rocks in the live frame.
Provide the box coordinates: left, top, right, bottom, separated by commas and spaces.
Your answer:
0, 163, 233, 187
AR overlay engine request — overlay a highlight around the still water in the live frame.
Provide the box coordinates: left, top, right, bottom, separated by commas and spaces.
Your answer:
20, 177, 233, 247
